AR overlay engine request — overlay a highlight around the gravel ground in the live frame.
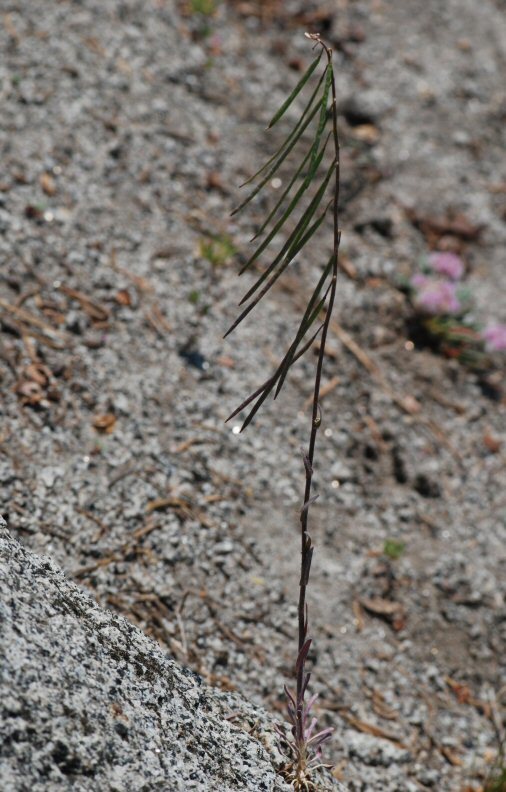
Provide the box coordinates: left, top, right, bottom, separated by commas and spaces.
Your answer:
1, 1, 505, 790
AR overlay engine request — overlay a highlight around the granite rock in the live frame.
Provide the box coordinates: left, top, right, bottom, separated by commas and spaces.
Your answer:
0, 521, 297, 792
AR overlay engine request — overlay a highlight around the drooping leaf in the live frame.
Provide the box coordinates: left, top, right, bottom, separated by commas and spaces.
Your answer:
251, 145, 313, 242
225, 166, 334, 340
238, 155, 335, 278
309, 65, 333, 179
268, 52, 322, 128
235, 65, 328, 194
227, 47, 340, 432
252, 128, 332, 243
239, 198, 332, 309
284, 195, 332, 260
225, 202, 332, 339
275, 293, 328, 400
239, 138, 330, 273
283, 157, 336, 258
225, 323, 324, 425
231, 100, 321, 217
274, 253, 335, 398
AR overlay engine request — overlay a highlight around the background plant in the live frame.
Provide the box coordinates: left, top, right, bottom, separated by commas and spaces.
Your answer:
226, 33, 340, 789
404, 250, 506, 372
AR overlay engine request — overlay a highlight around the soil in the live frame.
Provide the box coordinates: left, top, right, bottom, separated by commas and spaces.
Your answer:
0, 1, 505, 790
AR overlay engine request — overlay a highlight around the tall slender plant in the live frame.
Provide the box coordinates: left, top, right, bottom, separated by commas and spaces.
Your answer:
226, 33, 340, 789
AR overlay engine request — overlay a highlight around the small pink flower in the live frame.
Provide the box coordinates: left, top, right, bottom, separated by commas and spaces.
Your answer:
411, 273, 429, 289
481, 323, 506, 352
415, 279, 461, 315
428, 252, 464, 281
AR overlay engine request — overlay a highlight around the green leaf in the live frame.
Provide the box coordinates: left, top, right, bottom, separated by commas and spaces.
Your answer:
252, 145, 313, 242
235, 65, 327, 194
227, 45, 340, 431
240, 139, 330, 272
238, 198, 331, 311
284, 196, 332, 260
232, 322, 325, 432
252, 129, 332, 243
274, 253, 335, 398
309, 65, 332, 179
268, 52, 323, 128
239, 155, 335, 277
231, 100, 321, 217
283, 156, 336, 260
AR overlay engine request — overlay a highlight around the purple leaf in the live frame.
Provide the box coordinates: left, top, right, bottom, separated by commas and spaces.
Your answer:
307, 726, 333, 747
305, 691, 318, 715
295, 638, 312, 675
304, 716, 318, 741
284, 684, 296, 710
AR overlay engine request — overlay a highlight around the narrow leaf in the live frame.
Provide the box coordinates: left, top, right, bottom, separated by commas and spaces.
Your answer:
239, 140, 330, 275
234, 65, 327, 196
274, 252, 335, 398
251, 145, 313, 242
283, 157, 336, 263
305, 717, 319, 742
268, 52, 322, 128
284, 684, 296, 710
230, 323, 324, 431
307, 727, 333, 748
274, 292, 328, 400
238, 380, 276, 432
295, 638, 312, 675
309, 65, 332, 179
231, 100, 321, 217
305, 692, 319, 716
238, 198, 331, 310
238, 302, 323, 425
300, 496, 319, 516
239, 156, 335, 277
252, 130, 332, 243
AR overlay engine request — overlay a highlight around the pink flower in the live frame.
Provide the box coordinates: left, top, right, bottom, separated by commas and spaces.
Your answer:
428, 252, 464, 281
481, 323, 506, 352
411, 273, 429, 289
415, 279, 461, 315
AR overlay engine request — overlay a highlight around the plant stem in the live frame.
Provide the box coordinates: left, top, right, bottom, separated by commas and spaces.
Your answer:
296, 39, 340, 735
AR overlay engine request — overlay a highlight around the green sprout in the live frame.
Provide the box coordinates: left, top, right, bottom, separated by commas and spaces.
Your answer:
190, 0, 217, 15
383, 539, 406, 560
485, 767, 506, 792
199, 234, 236, 267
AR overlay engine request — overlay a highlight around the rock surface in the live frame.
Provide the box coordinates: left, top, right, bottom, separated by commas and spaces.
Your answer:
0, 520, 298, 792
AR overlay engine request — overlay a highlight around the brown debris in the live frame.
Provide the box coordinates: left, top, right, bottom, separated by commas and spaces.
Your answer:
483, 432, 501, 454
371, 689, 398, 721
352, 599, 365, 632
59, 286, 109, 324
360, 596, 407, 631
92, 413, 117, 434
115, 289, 132, 306
0, 297, 67, 340
340, 709, 407, 748
440, 745, 463, 766
39, 172, 56, 196
406, 208, 485, 246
